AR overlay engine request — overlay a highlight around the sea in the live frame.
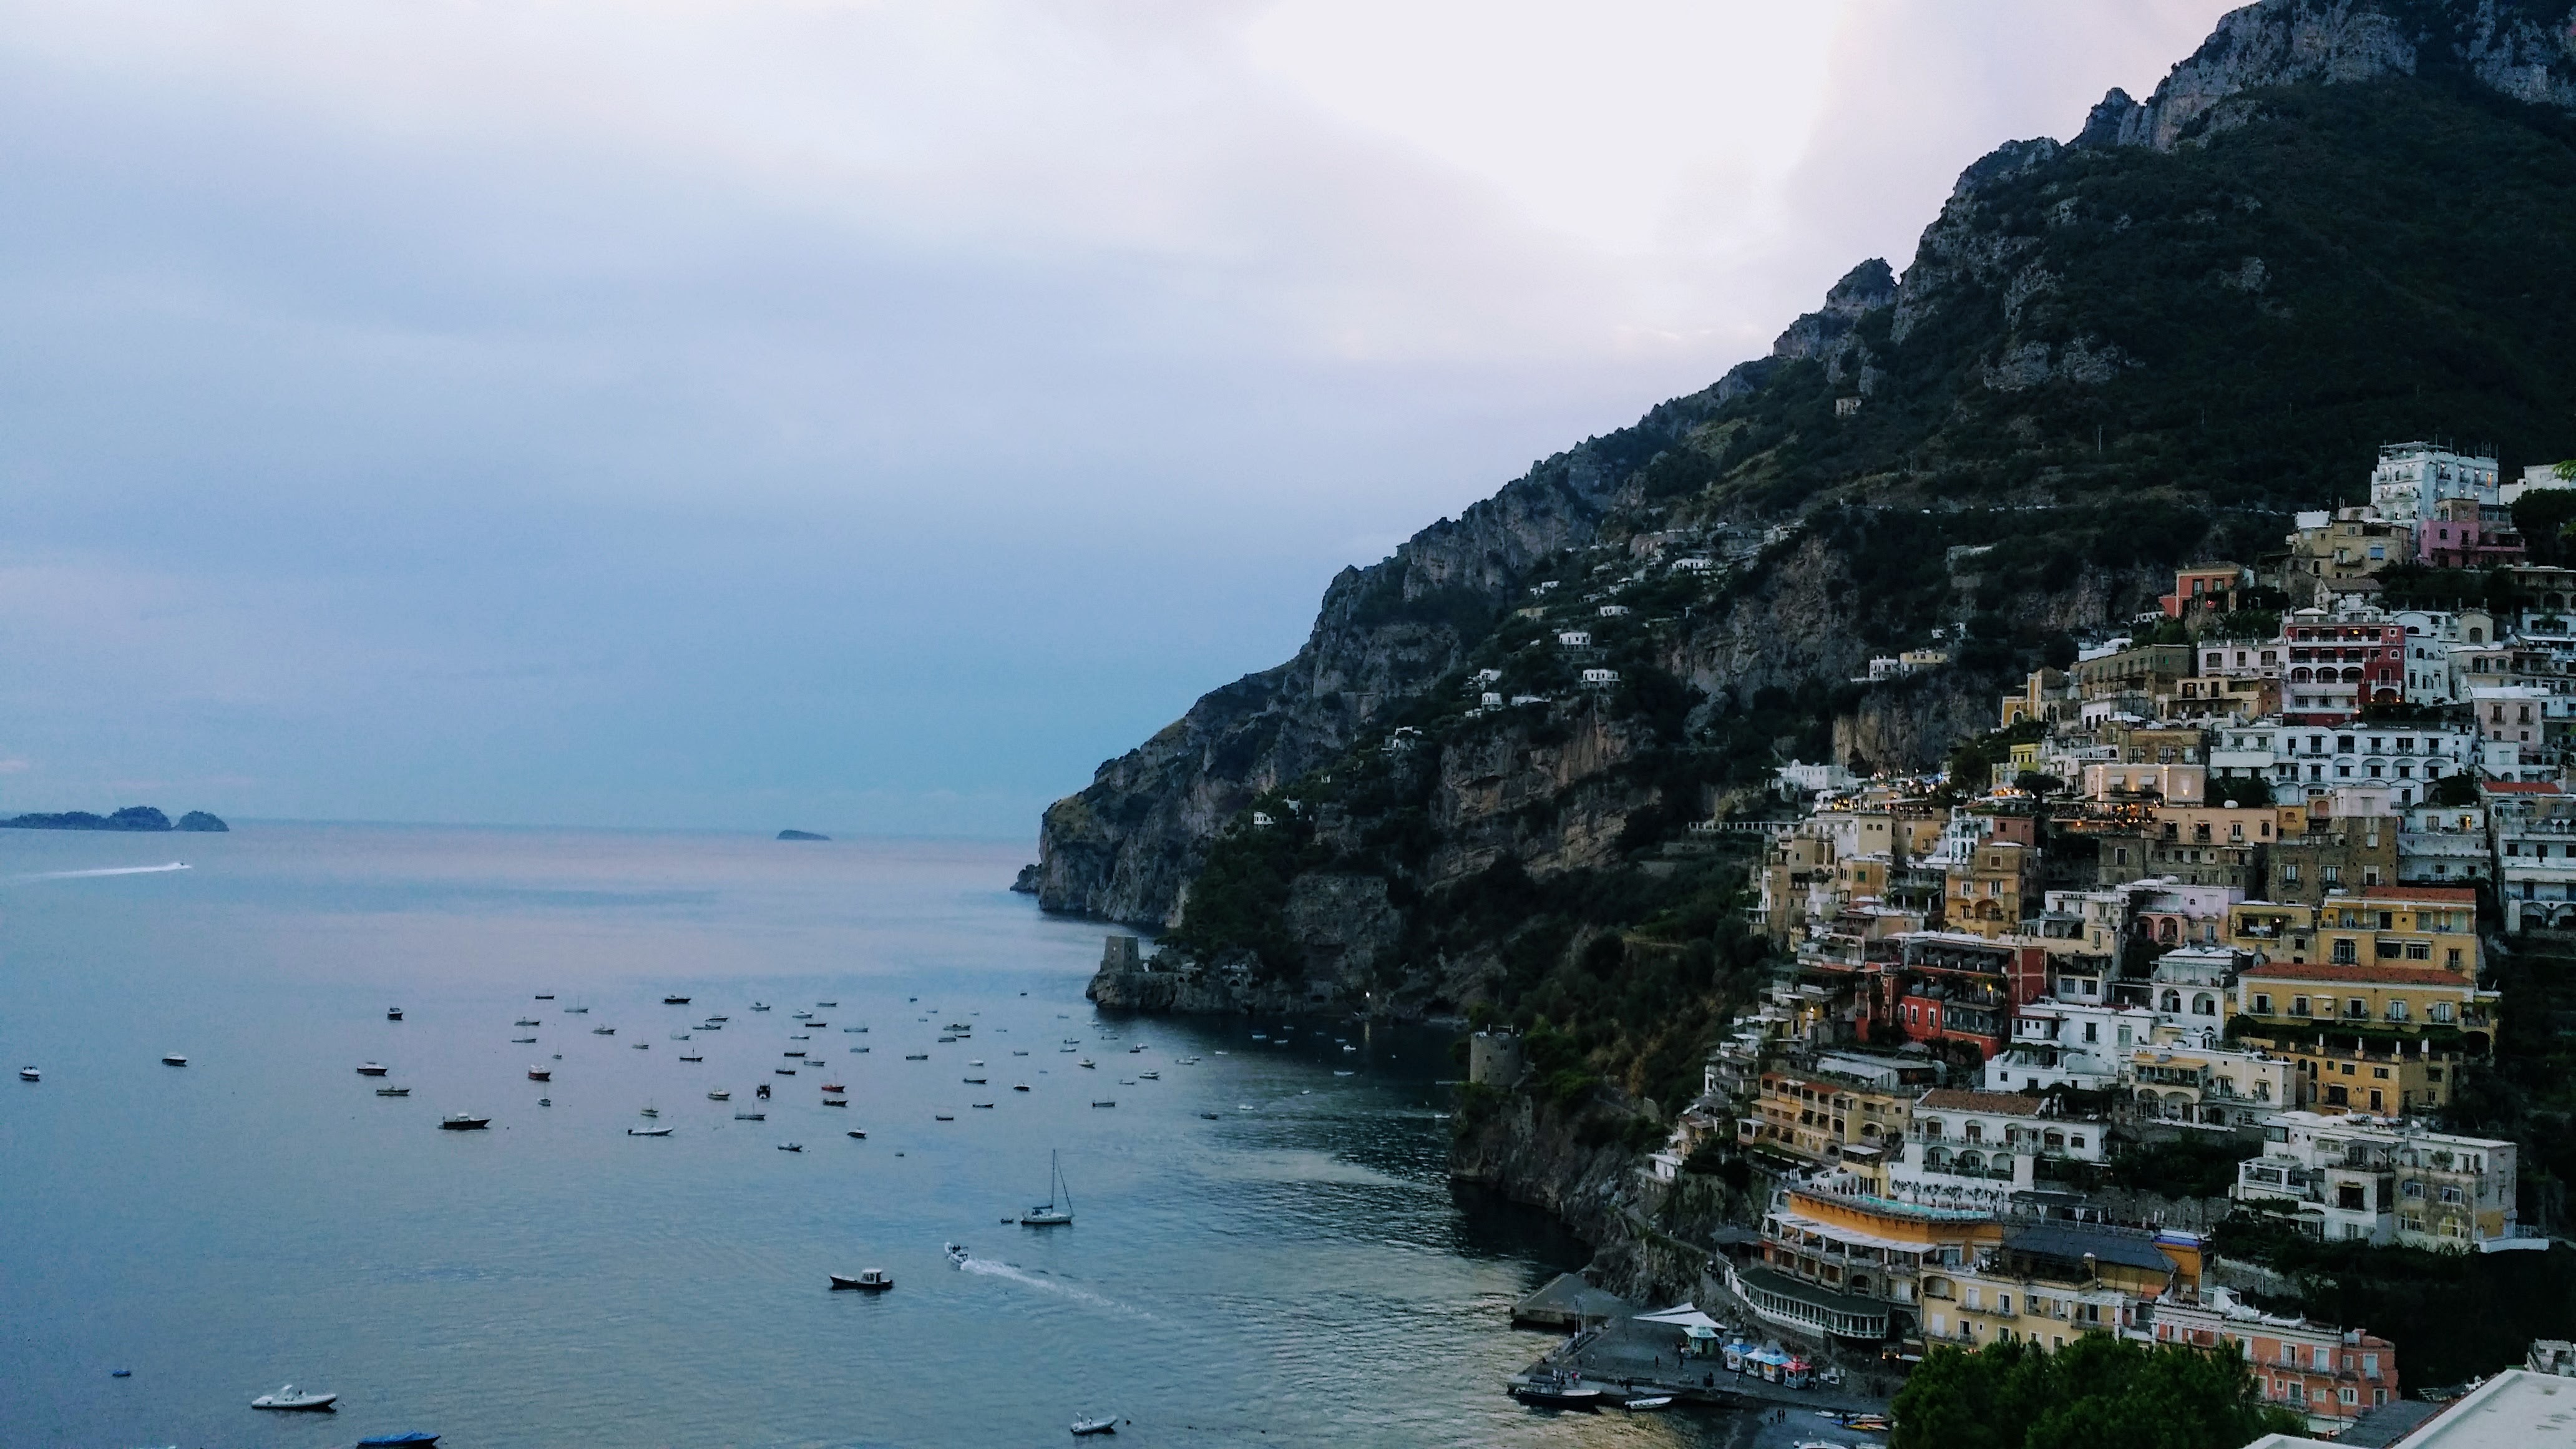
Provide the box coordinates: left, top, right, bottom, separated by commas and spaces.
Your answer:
0, 822, 1782, 1448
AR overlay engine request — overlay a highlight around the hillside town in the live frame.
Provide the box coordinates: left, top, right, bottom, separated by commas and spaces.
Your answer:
1627, 445, 2574, 1434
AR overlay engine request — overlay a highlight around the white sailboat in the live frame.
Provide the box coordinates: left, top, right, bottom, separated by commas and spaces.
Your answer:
1019, 1149, 1075, 1226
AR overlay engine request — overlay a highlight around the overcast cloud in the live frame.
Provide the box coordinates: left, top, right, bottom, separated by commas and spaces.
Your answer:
0, 1, 2237, 837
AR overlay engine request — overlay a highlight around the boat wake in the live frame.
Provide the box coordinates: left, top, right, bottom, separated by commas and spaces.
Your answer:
9, 862, 192, 883
955, 1256, 1153, 1320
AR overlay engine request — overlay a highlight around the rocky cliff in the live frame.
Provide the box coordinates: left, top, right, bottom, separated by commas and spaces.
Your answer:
1037, 0, 2576, 1083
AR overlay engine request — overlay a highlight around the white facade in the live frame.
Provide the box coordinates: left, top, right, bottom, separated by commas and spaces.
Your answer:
2399, 803, 2492, 885
2232, 1111, 2523, 1252
2212, 721, 2473, 806
2368, 442, 2499, 523
1889, 1090, 2107, 1214
2501, 461, 2573, 505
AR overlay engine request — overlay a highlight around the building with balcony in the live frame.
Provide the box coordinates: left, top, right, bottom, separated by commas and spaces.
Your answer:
2230, 1111, 2525, 1251
1745, 1182, 2003, 1343
1737, 1061, 1931, 1168
2126, 1043, 2297, 1127
2154, 1290, 2399, 1433
1887, 1089, 2107, 1213
2488, 781, 2576, 930
1931, 1220, 2203, 1352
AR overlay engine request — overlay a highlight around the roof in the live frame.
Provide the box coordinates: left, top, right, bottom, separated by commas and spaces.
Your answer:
2334, 1400, 2443, 1449
1917, 1088, 2045, 1116
1999, 1221, 2178, 1276
2483, 781, 2564, 794
2396, 1370, 2576, 1449
2239, 962, 2474, 988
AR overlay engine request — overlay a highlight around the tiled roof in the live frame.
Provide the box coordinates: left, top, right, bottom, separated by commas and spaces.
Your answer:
2350, 886, 2477, 902
1916, 1088, 2045, 1116
2482, 781, 2563, 794
2240, 961, 2469, 987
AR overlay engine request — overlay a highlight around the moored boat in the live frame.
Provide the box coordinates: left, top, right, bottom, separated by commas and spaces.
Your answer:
1020, 1150, 1075, 1226
439, 1114, 490, 1130
592, 1026, 614, 1035
356, 1433, 440, 1447
708, 1090, 731, 1100
1510, 1380, 1602, 1408
663, 995, 690, 1004
734, 1111, 766, 1120
375, 1086, 411, 1096
528, 1068, 550, 1081
1622, 1395, 1674, 1411
628, 1126, 672, 1136
387, 1007, 404, 1021
251, 1383, 338, 1411
1071, 1415, 1119, 1436
162, 1054, 188, 1066
829, 1268, 893, 1291
778, 1141, 803, 1151
18, 1066, 37, 1081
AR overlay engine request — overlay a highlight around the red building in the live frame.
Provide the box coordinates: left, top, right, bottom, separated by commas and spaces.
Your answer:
2283, 620, 2405, 709
1886, 933, 2050, 1062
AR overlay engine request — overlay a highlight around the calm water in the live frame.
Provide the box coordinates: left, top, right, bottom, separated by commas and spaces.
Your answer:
0, 823, 1759, 1448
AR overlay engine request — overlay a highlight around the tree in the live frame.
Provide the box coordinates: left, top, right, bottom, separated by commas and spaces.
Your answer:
2511, 487, 2576, 567
1893, 1336, 2304, 1449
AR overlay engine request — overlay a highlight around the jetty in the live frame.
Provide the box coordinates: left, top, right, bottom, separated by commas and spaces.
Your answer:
1505, 1282, 1895, 1418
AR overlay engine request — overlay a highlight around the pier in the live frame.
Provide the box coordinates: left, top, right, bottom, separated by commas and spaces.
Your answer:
1505, 1284, 1897, 1420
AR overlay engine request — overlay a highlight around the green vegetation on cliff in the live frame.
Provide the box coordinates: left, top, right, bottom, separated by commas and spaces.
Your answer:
1892, 1337, 2303, 1449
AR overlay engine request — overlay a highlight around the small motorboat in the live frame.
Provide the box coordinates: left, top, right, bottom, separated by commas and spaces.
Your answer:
1012, 1049, 1028, 1056
708, 1090, 731, 1101
934, 1113, 955, 1121
538, 1096, 552, 1106
534, 993, 555, 1000
751, 1002, 771, 1012
968, 1059, 985, 1066
1511, 1381, 1602, 1408
846, 1129, 867, 1139
528, 1068, 550, 1081
972, 1101, 994, 1108
356, 1434, 441, 1447
1179, 1056, 1200, 1065
680, 1053, 703, 1062
110, 1368, 130, 1377
1623, 1395, 1674, 1412
830, 1269, 894, 1291
663, 995, 691, 1005
439, 1115, 490, 1130
252, 1383, 339, 1412
944, 1242, 970, 1267
387, 1007, 404, 1021
639, 1106, 659, 1117
512, 1037, 537, 1043
817, 1000, 837, 1007
1013, 1083, 1031, 1092
1118, 1079, 1134, 1086
1076, 1058, 1096, 1069
775, 1068, 798, 1076
792, 1010, 812, 1019
964, 1076, 988, 1085
1251, 1033, 1267, 1041
631, 1042, 650, 1050
1138, 1071, 1158, 1080
591, 1027, 615, 1036
375, 1086, 410, 1097
707, 1013, 728, 1022
1342, 1044, 1357, 1053
824, 1098, 848, 1107
1333, 1070, 1355, 1076
162, 1054, 188, 1066
1200, 1112, 1221, 1120
1129, 1045, 1144, 1054
18, 1067, 37, 1082
1090, 1100, 1115, 1108
1058, 1046, 1076, 1054
734, 1111, 766, 1120
778, 1141, 804, 1152
822, 1081, 847, 1091
784, 1050, 806, 1058
790, 1033, 811, 1041
1071, 1415, 1119, 1437
904, 1053, 929, 1061
628, 1126, 673, 1137
515, 1018, 540, 1027
700, 1022, 723, 1031
851, 1046, 870, 1053
562, 1004, 587, 1013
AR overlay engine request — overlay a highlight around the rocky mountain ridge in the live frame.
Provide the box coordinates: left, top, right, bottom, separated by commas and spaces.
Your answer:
1037, 0, 2576, 968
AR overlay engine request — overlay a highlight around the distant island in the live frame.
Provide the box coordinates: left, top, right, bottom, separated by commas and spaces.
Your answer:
776, 829, 829, 841
0, 806, 228, 832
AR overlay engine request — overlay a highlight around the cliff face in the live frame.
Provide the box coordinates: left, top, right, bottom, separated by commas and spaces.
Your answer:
1040, 0, 2576, 977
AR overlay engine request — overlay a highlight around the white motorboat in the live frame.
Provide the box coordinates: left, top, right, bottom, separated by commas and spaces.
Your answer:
1077, 1058, 1096, 1069
944, 1241, 970, 1267
708, 1090, 731, 1100
778, 1141, 804, 1152
592, 1026, 614, 1035
1071, 1415, 1118, 1436
376, 1085, 409, 1096
792, 1010, 812, 1019
17, 1066, 37, 1081
628, 1126, 672, 1137
1020, 1150, 1076, 1226
1624, 1395, 1674, 1411
251, 1383, 338, 1411
161, 1054, 188, 1066
515, 1018, 541, 1027
1138, 1071, 1158, 1080
734, 1111, 765, 1120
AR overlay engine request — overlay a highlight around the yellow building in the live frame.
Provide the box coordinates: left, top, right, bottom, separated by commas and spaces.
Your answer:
1933, 1221, 2203, 1352
1739, 1068, 1917, 1165
2227, 887, 2479, 978
1740, 1185, 2003, 1342
2232, 961, 2499, 1113
1946, 839, 2037, 939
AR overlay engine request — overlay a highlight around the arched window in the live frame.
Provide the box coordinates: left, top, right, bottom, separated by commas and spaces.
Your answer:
2195, 993, 2217, 1016
2162, 990, 2183, 1013
2291, 668, 2313, 683
1957, 1150, 1985, 1172
1925, 1146, 1950, 1169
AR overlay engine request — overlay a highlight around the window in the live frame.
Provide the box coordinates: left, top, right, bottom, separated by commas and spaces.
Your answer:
2387, 999, 2409, 1021
2253, 993, 2272, 1015
2333, 940, 2358, 965
2291, 996, 2311, 1017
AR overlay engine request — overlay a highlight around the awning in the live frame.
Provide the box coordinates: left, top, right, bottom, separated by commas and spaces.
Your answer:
1635, 1302, 1724, 1332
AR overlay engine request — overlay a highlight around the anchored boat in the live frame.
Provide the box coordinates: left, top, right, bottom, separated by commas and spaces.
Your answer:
1020, 1150, 1075, 1226
251, 1384, 338, 1411
829, 1268, 893, 1291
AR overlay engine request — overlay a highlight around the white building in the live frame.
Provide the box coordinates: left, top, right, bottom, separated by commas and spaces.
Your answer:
2502, 461, 2573, 505
2231, 1110, 2527, 1252
1580, 668, 1620, 687
1888, 1089, 2108, 1213
1556, 630, 1592, 648
2127, 1043, 2298, 1128
2399, 801, 2491, 886
2213, 721, 2475, 806
2368, 442, 2499, 523
2488, 781, 2576, 930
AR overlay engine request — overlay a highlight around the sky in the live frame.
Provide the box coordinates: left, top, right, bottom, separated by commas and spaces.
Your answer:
0, 0, 2242, 841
